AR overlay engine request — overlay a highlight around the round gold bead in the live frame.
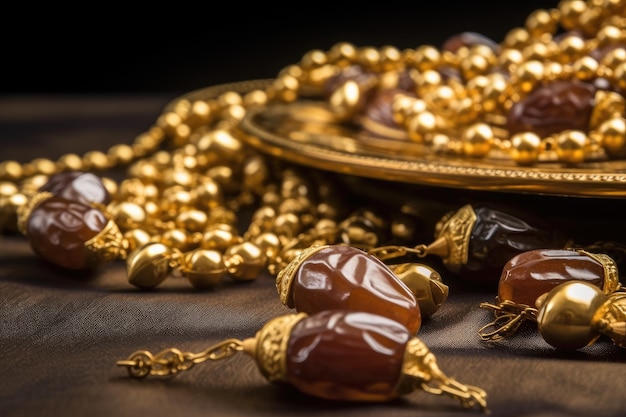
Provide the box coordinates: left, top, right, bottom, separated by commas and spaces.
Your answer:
175, 209, 208, 233
379, 45, 403, 72
101, 177, 118, 197
57, 153, 84, 171
600, 47, 626, 69
515, 60, 545, 93
596, 25, 625, 48
497, 48, 524, 72
465, 75, 490, 99
406, 111, 437, 143
83, 150, 112, 171
572, 56, 599, 80
0, 161, 23, 181
502, 27, 531, 49
452, 97, 479, 125
555, 130, 588, 163
182, 249, 227, 289
356, 46, 381, 71
216, 91, 243, 109
201, 228, 241, 252
510, 132, 542, 165
27, 158, 57, 177
522, 41, 555, 62
252, 232, 281, 261
329, 80, 362, 119
327, 42, 358, 66
536, 281, 605, 350
128, 160, 160, 182
525, 8, 560, 37
578, 4, 603, 37
272, 212, 301, 239
157, 111, 183, 136
460, 53, 491, 81
225, 241, 265, 281
243, 89, 269, 107
300, 49, 328, 69
271, 74, 300, 103
391, 95, 427, 127
462, 123, 494, 157
410, 45, 441, 71
556, 34, 586, 64
480, 73, 508, 113
598, 117, 626, 155
160, 228, 190, 251
109, 201, 147, 230
195, 178, 223, 209
123, 229, 152, 253
0, 181, 18, 198
558, 0, 586, 31
107, 144, 135, 165
126, 242, 175, 288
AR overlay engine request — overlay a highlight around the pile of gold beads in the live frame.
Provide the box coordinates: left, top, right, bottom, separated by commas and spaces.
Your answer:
0, 0, 625, 289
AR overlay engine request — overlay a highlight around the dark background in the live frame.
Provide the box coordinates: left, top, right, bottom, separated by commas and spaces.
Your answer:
2, 1, 556, 95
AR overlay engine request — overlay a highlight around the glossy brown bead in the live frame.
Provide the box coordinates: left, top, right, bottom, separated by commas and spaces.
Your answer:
285, 310, 410, 401
39, 171, 111, 205
26, 196, 108, 269
289, 245, 421, 334
457, 205, 569, 285
506, 80, 595, 138
498, 249, 605, 307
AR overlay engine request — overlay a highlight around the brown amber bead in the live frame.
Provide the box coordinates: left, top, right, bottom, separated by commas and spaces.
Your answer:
506, 80, 595, 138
289, 245, 421, 334
498, 249, 605, 307
286, 310, 409, 401
26, 196, 108, 269
39, 171, 111, 205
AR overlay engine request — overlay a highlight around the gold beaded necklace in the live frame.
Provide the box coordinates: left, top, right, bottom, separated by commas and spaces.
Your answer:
1, 0, 625, 292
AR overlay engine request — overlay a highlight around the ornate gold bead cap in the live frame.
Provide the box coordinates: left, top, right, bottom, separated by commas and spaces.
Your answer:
430, 204, 477, 273
84, 218, 128, 266
16, 191, 54, 235
242, 312, 307, 383
577, 249, 621, 295
275, 244, 329, 308
388, 263, 449, 317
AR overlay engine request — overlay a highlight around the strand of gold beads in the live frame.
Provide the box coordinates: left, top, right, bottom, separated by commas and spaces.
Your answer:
0, 0, 625, 289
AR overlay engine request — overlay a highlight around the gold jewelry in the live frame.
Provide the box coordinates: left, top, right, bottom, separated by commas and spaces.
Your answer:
1, 0, 625, 291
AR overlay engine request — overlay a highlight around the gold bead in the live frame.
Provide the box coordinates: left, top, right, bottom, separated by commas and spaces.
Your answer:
0, 181, 18, 198
27, 158, 57, 177
414, 69, 442, 96
161, 186, 195, 213
128, 160, 160, 182
389, 263, 449, 318
596, 25, 625, 48
252, 232, 281, 261
109, 201, 147, 230
194, 177, 223, 210
83, 150, 112, 170
572, 56, 599, 80
515, 60, 545, 93
157, 111, 183, 136
460, 51, 491, 80
462, 123, 494, 157
556, 34, 586, 64
452, 97, 478, 125
272, 213, 301, 239
162, 168, 195, 188
410, 45, 441, 71
271, 73, 300, 103
185, 100, 212, 128
379, 45, 403, 72
465, 75, 490, 99
101, 177, 118, 197
224, 241, 265, 281
525, 8, 560, 37
0, 161, 23, 181
356, 46, 380, 71
0, 192, 27, 232
502, 27, 531, 49
555, 130, 588, 163
160, 228, 190, 251
329, 80, 362, 119
598, 117, 626, 155
406, 111, 437, 143
327, 42, 358, 66
123, 229, 152, 253
558, 0, 586, 31
578, 4, 603, 36
127, 242, 174, 288
243, 89, 268, 107
522, 40, 555, 62
600, 47, 626, 69
480, 73, 508, 113
300, 49, 328, 69
201, 228, 240, 252
536, 281, 605, 350
510, 132, 542, 165
391, 94, 427, 127
57, 153, 84, 171
497, 48, 524, 72
424, 85, 456, 115
182, 249, 226, 289
107, 144, 135, 165
216, 91, 243, 109
176, 209, 208, 233
20, 175, 49, 196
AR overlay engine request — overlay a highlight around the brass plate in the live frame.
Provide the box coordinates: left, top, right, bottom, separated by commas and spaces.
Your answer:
180, 81, 626, 199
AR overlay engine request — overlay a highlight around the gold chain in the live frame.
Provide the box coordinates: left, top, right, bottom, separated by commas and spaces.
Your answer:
1, 0, 625, 289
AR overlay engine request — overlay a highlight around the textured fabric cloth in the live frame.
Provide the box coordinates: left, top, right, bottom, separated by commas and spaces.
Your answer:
1, 95, 625, 417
